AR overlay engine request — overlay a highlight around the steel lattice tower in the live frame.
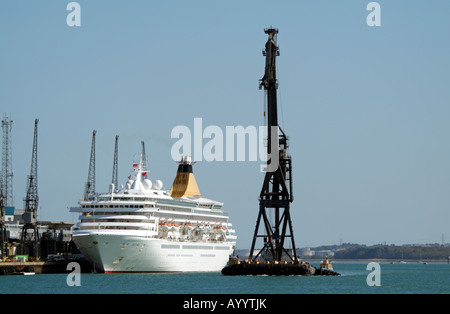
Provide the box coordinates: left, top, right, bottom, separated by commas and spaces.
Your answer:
20, 119, 40, 258
84, 130, 97, 199
112, 135, 119, 190
1, 115, 13, 207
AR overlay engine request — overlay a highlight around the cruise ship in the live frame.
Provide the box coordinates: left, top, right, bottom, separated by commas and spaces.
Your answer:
70, 155, 236, 273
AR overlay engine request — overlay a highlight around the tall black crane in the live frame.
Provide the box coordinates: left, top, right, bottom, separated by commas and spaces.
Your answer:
20, 119, 40, 258
248, 29, 297, 263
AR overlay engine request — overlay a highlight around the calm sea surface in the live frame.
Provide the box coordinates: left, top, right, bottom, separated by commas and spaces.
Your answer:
1, 262, 449, 294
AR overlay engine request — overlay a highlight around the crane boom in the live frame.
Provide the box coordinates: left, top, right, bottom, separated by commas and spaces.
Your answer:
85, 130, 97, 199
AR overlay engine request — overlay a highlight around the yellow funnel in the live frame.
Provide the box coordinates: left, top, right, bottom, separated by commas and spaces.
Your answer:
170, 156, 201, 198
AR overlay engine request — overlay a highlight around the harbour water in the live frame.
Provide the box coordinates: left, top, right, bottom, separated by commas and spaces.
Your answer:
1, 262, 449, 294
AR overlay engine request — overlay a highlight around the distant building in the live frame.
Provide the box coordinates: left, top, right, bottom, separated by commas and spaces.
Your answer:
13, 208, 25, 223
298, 248, 335, 258
314, 250, 335, 258
299, 248, 314, 257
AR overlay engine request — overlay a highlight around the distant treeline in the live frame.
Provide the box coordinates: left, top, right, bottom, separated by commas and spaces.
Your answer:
326, 244, 450, 260
236, 244, 450, 261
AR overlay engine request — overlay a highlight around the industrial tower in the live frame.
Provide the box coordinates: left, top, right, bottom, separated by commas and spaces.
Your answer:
1, 115, 13, 207
84, 130, 97, 200
248, 28, 297, 263
20, 119, 40, 258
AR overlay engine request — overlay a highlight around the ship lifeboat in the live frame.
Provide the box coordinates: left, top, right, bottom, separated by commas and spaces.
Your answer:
169, 223, 180, 232
184, 222, 194, 231
213, 226, 227, 234
159, 222, 170, 231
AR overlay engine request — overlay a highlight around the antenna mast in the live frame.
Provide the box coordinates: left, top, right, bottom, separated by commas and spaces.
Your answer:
85, 130, 97, 199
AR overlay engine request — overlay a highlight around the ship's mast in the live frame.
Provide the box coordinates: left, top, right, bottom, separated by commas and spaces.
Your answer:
249, 28, 297, 262
141, 141, 147, 170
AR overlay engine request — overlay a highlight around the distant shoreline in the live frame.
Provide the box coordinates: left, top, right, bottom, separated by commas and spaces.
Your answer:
234, 244, 450, 262
304, 258, 449, 263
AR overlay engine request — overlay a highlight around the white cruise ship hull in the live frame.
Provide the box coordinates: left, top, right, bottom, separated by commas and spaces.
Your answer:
73, 232, 234, 273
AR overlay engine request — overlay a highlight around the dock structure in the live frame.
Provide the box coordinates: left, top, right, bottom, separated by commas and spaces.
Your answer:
0, 118, 88, 273
2, 221, 76, 257
0, 221, 92, 275
0, 259, 93, 275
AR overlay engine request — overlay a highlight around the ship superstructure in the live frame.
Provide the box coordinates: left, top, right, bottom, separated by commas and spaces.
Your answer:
70, 155, 236, 273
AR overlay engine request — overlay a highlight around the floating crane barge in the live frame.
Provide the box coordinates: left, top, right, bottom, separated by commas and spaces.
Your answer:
222, 28, 339, 276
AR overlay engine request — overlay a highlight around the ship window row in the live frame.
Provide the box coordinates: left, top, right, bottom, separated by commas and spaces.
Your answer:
79, 226, 155, 231
155, 208, 228, 219
85, 211, 151, 216
161, 244, 230, 250
153, 212, 228, 223
93, 196, 160, 202
158, 199, 197, 207
198, 204, 214, 209
196, 204, 222, 210
157, 205, 226, 216
80, 204, 225, 216
80, 218, 154, 223
81, 204, 154, 209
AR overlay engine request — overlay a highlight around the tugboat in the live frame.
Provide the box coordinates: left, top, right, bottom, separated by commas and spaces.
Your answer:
319, 259, 334, 271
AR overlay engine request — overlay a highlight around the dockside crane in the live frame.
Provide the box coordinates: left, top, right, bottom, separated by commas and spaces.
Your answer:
248, 28, 297, 263
1, 115, 14, 207
84, 130, 97, 200
20, 119, 40, 258
112, 135, 119, 191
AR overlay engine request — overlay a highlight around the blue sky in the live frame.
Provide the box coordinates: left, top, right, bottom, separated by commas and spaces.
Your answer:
1, 1, 449, 248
